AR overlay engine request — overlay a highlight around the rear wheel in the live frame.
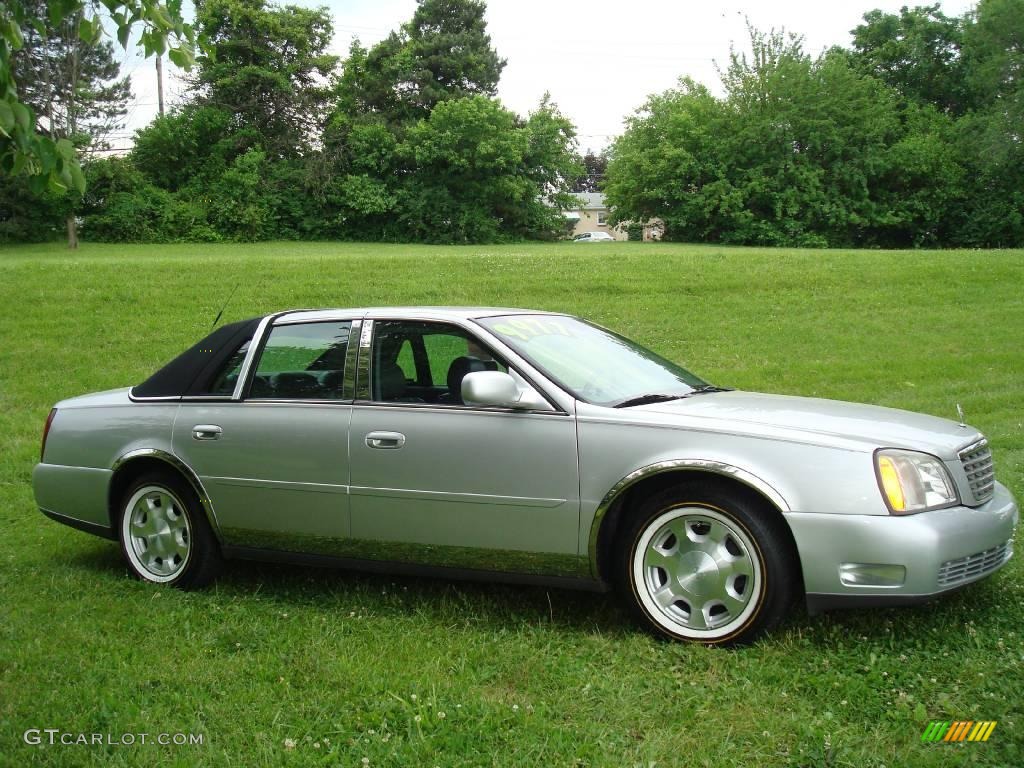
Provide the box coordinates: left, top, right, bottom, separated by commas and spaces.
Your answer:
616, 481, 796, 645
118, 471, 223, 589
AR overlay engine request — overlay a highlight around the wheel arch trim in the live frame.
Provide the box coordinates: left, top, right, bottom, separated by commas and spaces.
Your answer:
109, 448, 222, 543
587, 459, 792, 578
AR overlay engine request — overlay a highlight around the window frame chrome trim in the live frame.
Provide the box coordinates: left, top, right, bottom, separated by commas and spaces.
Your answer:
233, 313, 357, 403
349, 402, 568, 417
127, 391, 181, 402
355, 319, 374, 401
342, 319, 362, 401
231, 313, 278, 400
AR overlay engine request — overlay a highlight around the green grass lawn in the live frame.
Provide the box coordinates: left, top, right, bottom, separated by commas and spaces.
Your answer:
1, 241, 1021, 767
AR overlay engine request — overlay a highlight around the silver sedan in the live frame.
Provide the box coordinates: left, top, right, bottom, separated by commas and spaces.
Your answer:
33, 308, 1019, 645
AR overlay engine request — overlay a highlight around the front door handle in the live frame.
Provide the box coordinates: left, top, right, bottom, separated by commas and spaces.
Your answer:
365, 431, 406, 449
192, 424, 223, 441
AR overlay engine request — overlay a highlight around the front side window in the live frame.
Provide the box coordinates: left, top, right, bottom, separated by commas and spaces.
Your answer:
477, 315, 706, 407
248, 321, 353, 400
371, 321, 507, 405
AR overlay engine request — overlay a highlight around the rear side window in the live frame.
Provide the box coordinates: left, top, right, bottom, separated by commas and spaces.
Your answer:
249, 321, 353, 400
203, 340, 250, 395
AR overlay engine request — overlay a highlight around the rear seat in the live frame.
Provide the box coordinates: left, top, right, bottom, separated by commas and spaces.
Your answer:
249, 370, 343, 399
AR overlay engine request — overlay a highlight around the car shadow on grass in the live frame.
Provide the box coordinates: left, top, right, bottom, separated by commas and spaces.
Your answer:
785, 577, 1012, 651
68, 539, 636, 639
72, 537, 1005, 648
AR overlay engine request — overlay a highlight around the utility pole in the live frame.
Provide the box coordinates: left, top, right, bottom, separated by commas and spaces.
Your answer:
155, 54, 165, 117
65, 12, 81, 250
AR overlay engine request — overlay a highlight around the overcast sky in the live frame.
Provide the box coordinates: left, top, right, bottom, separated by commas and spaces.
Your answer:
115, 0, 977, 153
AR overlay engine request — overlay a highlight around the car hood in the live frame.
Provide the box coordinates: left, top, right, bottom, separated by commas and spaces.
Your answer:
630, 390, 982, 458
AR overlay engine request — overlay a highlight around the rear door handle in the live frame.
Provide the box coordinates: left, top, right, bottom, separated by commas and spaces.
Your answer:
192, 424, 223, 441
365, 431, 406, 449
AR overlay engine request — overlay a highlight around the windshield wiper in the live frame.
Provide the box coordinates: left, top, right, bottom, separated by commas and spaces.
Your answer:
688, 384, 732, 394
613, 386, 732, 408
613, 393, 687, 408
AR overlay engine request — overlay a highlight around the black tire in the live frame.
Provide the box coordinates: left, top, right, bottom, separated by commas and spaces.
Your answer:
117, 470, 223, 589
614, 480, 797, 646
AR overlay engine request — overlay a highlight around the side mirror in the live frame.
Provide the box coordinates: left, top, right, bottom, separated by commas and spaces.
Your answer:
461, 371, 549, 410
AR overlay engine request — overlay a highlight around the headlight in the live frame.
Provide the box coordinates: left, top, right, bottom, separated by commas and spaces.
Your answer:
874, 448, 959, 514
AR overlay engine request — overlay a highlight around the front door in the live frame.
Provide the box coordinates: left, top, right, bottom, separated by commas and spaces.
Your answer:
348, 319, 581, 575
173, 320, 355, 553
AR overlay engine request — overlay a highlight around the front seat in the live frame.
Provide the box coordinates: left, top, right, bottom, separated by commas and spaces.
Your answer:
443, 356, 498, 404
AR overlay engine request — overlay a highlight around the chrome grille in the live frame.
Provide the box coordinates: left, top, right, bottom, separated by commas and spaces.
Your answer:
959, 438, 995, 505
937, 540, 1012, 588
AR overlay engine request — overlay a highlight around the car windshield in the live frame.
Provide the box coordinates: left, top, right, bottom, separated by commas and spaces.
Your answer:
477, 315, 708, 407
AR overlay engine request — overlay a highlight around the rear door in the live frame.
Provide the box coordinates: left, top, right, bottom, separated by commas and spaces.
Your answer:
173, 319, 355, 553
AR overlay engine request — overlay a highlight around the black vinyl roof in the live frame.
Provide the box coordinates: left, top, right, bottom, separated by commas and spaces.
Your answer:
132, 317, 261, 398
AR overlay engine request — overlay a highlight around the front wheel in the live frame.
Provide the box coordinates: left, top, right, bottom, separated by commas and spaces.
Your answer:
118, 471, 223, 589
616, 482, 797, 645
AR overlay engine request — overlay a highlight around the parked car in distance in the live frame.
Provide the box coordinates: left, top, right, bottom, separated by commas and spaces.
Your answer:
573, 231, 615, 242
34, 308, 1018, 645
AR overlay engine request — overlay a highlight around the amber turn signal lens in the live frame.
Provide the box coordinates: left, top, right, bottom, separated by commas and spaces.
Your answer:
877, 454, 906, 512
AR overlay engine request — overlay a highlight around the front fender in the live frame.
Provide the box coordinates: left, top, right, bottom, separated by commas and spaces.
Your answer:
576, 405, 886, 574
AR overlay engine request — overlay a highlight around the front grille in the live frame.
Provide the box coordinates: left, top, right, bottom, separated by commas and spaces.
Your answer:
937, 540, 1013, 588
959, 438, 995, 505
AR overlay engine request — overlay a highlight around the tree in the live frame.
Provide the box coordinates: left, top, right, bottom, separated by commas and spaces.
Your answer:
191, 0, 338, 158
393, 95, 578, 242
953, 0, 1024, 246
963, 0, 1024, 105
335, 0, 505, 124
849, 4, 969, 114
605, 26, 960, 247
604, 79, 732, 241
0, 0, 197, 195
572, 150, 607, 192
9, 0, 132, 246
13, 0, 131, 152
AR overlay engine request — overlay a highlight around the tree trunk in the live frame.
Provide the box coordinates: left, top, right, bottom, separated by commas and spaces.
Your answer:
66, 215, 78, 249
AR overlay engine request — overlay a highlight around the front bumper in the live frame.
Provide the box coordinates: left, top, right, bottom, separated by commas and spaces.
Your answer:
786, 481, 1018, 613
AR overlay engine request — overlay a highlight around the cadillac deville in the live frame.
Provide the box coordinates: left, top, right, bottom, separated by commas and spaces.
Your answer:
33, 308, 1018, 645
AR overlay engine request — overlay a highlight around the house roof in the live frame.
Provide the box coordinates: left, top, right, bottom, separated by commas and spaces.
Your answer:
574, 192, 607, 211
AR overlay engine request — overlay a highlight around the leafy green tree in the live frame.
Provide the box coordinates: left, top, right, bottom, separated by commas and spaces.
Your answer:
0, 0, 197, 193
849, 4, 969, 114
396, 96, 535, 242
6, 0, 133, 245
606, 26, 962, 247
604, 79, 730, 241
963, 0, 1024, 104
319, 0, 572, 243
522, 93, 583, 213
572, 150, 607, 192
131, 105, 234, 191
13, 0, 132, 152
191, 0, 338, 158
952, 0, 1024, 246
336, 0, 505, 124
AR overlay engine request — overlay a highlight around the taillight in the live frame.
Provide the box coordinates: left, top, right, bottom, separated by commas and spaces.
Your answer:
41, 408, 57, 462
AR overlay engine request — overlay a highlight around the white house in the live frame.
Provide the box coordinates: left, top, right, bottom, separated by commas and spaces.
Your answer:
563, 193, 662, 241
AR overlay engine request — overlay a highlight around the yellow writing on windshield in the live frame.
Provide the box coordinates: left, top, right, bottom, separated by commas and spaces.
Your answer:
492, 317, 574, 342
